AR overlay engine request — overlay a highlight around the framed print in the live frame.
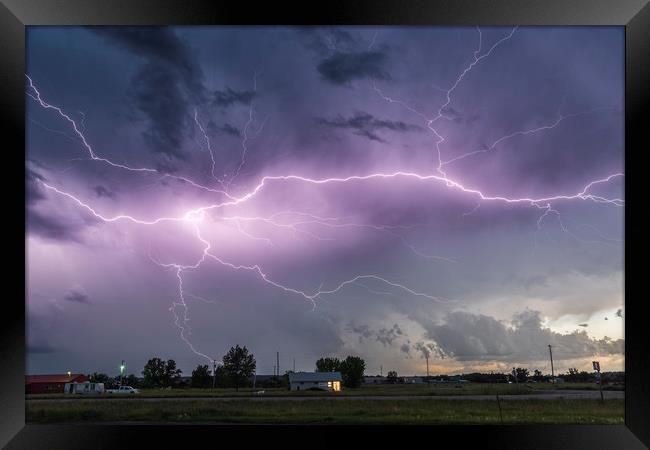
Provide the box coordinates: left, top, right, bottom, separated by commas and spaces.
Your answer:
2, 0, 648, 448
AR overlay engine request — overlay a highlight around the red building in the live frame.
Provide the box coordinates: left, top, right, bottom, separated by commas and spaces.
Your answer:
25, 374, 89, 394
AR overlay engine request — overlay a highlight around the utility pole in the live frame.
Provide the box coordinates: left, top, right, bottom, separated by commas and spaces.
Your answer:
593, 361, 604, 403
212, 359, 216, 389
120, 360, 125, 386
548, 345, 555, 384
277, 352, 280, 377
513, 367, 518, 384
293, 358, 296, 372
426, 354, 430, 379
380, 365, 383, 377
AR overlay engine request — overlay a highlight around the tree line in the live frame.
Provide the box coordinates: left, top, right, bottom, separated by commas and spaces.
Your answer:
87, 352, 622, 389
87, 348, 369, 390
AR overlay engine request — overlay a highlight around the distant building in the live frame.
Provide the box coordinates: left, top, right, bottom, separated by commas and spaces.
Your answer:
64, 381, 105, 395
288, 372, 342, 391
26, 374, 89, 394
363, 376, 387, 384
403, 376, 424, 384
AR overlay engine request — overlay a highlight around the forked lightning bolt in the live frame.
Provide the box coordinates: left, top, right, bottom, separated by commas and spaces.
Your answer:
26, 28, 624, 364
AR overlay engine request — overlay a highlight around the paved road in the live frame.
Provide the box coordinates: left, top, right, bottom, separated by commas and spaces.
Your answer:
27, 390, 623, 402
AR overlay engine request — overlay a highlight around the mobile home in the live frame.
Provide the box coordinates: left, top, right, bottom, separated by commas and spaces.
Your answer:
64, 381, 105, 395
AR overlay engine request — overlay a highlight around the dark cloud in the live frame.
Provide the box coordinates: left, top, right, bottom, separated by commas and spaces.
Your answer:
578, 323, 589, 327
208, 121, 241, 137
375, 324, 404, 346
422, 310, 624, 362
63, 286, 92, 305
90, 27, 204, 97
26, 167, 94, 242
127, 62, 191, 160
346, 322, 372, 343
26, 167, 46, 205
347, 322, 406, 347
28, 210, 86, 242
91, 28, 205, 160
94, 185, 116, 199
315, 111, 422, 143
213, 87, 257, 108
615, 309, 623, 318
413, 341, 444, 360
317, 51, 390, 85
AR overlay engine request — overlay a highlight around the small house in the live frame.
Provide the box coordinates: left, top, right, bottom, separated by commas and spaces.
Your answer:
288, 372, 342, 391
26, 374, 89, 394
403, 376, 424, 384
64, 381, 105, 395
363, 376, 387, 384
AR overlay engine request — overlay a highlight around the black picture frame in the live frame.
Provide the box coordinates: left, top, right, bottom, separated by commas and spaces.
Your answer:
2, 0, 648, 448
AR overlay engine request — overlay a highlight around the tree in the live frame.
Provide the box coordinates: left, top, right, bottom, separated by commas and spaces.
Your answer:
222, 345, 256, 391
213, 365, 229, 388
315, 357, 341, 372
162, 359, 182, 387
88, 372, 117, 389
88, 372, 110, 384
191, 364, 212, 388
142, 357, 182, 388
533, 369, 543, 382
513, 367, 529, 383
565, 368, 591, 383
124, 374, 141, 388
339, 356, 365, 388
387, 371, 398, 384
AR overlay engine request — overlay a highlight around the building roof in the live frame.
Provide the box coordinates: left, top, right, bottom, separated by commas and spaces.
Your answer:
288, 371, 342, 382
25, 374, 88, 384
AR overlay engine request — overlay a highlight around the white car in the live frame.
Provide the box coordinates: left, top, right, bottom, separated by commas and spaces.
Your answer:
106, 386, 140, 394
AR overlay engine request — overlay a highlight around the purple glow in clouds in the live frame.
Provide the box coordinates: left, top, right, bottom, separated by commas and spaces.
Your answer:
26, 27, 624, 375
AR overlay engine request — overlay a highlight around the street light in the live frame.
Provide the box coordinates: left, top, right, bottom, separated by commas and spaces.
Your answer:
67, 371, 71, 378
120, 360, 125, 386
548, 345, 555, 384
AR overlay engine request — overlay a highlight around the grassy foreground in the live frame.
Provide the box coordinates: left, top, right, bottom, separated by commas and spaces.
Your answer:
26, 398, 624, 424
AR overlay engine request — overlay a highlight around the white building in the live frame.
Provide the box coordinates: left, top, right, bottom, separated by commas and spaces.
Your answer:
64, 381, 105, 395
403, 376, 424, 384
288, 372, 342, 391
363, 376, 387, 384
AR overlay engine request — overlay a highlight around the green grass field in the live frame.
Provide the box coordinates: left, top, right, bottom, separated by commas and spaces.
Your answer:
26, 398, 624, 424
26, 382, 621, 400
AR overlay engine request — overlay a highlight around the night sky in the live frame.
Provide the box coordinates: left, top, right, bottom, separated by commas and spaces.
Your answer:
26, 26, 624, 377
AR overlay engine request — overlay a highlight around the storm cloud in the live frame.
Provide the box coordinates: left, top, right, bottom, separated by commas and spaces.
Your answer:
26, 167, 95, 242
315, 111, 422, 142
26, 27, 623, 375
63, 286, 92, 305
92, 27, 205, 160
317, 51, 390, 85
213, 87, 258, 107
423, 310, 624, 362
